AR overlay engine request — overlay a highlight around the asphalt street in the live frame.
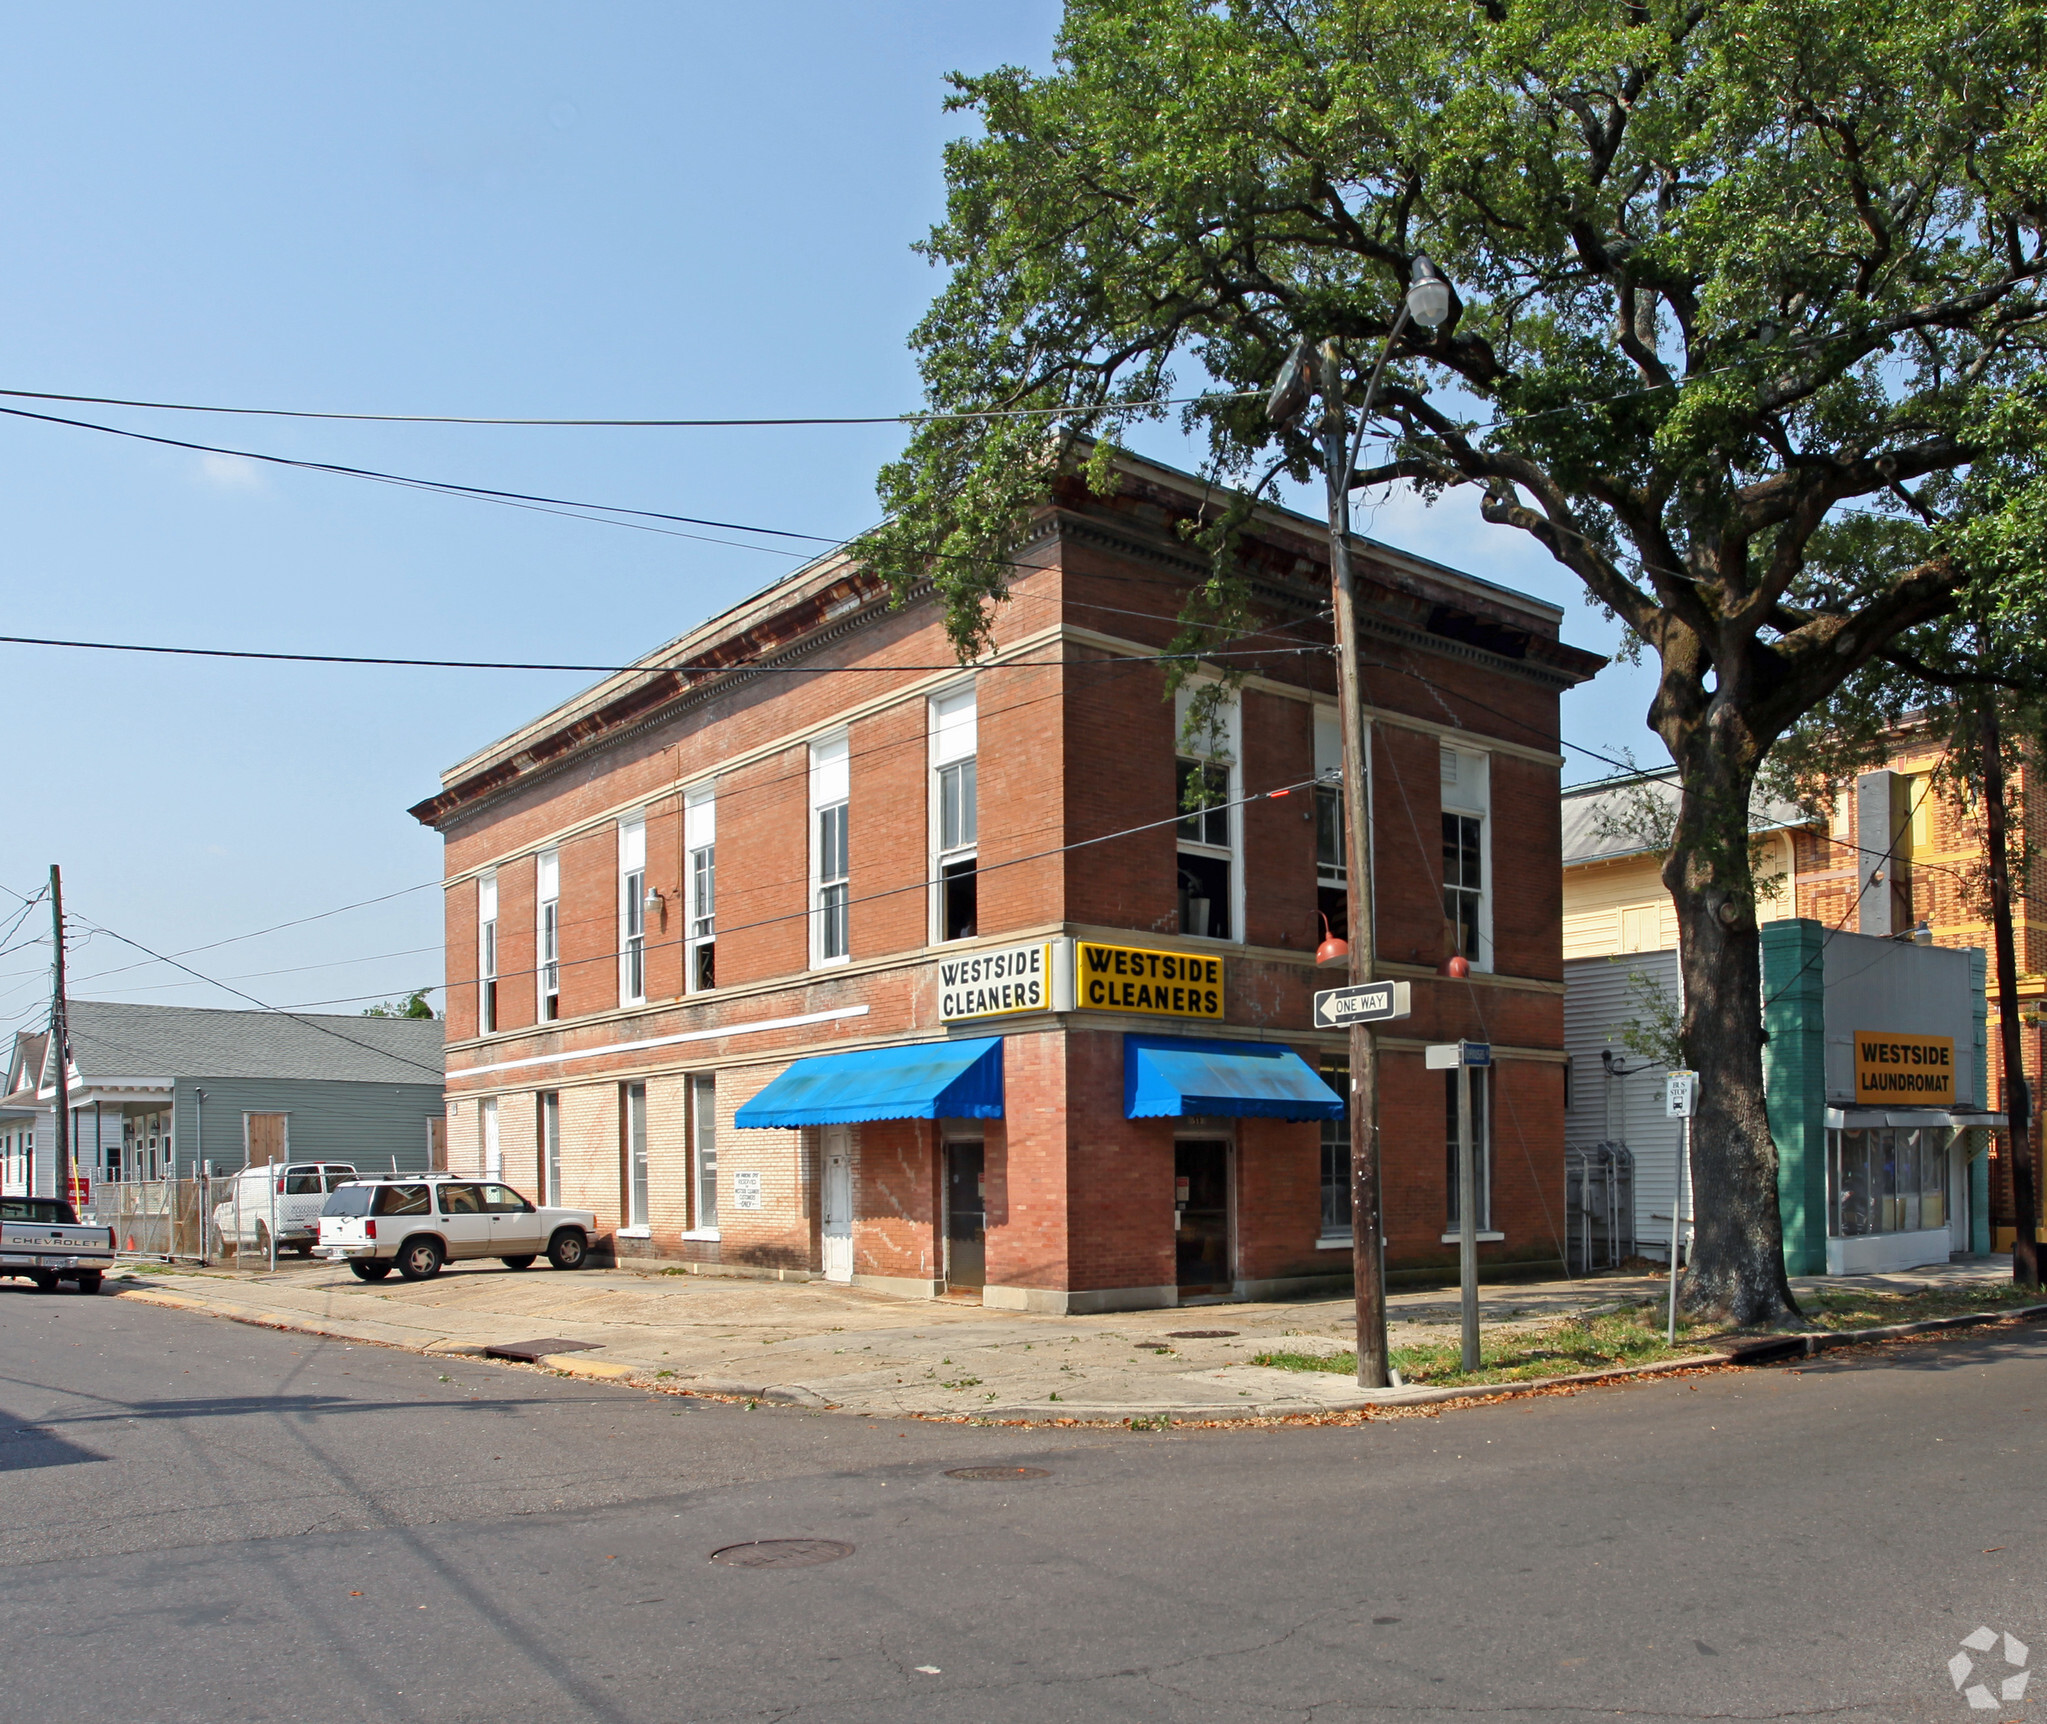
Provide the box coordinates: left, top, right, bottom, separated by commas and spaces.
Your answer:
4, 1285, 2044, 1724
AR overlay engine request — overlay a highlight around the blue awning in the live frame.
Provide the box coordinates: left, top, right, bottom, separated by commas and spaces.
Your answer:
733, 1037, 1003, 1128
1124, 1033, 1342, 1121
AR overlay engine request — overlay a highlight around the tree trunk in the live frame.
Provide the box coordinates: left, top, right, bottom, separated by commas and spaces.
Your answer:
1980, 701, 2039, 1285
1660, 732, 1804, 1327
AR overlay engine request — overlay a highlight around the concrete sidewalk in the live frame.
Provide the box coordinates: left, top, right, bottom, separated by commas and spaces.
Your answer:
103, 1255, 2015, 1421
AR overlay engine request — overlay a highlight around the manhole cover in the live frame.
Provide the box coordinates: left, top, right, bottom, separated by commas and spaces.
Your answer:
1166, 1329, 1239, 1339
945, 1465, 1050, 1481
708, 1539, 854, 1569
484, 1338, 602, 1362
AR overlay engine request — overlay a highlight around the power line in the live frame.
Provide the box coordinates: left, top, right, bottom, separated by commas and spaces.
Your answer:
0, 632, 1329, 676
65, 911, 446, 1082
0, 402, 838, 542
0, 384, 1261, 428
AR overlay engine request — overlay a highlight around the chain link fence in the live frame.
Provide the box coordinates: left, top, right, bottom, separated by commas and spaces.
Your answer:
91, 1175, 271, 1265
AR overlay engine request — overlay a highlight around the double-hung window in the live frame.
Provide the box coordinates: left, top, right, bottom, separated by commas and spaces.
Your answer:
619, 816, 647, 1006
481, 1097, 501, 1179
477, 873, 499, 1034
1440, 747, 1491, 969
932, 687, 977, 942
1313, 707, 1349, 943
690, 1074, 718, 1232
685, 787, 716, 992
536, 850, 560, 1021
1319, 1058, 1352, 1243
1449, 1064, 1498, 1228
1173, 686, 1239, 942
811, 735, 851, 965
1443, 1069, 1493, 1232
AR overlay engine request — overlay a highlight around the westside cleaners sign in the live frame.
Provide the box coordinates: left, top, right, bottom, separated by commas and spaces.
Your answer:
1853, 1031, 1956, 1105
1076, 941, 1224, 1019
939, 941, 1055, 1022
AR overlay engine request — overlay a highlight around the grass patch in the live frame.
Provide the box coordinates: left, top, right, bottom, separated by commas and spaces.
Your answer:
1254, 1308, 1718, 1388
1797, 1281, 2046, 1329
1251, 1281, 2047, 1389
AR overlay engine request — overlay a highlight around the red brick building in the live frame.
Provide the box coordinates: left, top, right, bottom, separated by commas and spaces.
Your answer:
410, 452, 1603, 1311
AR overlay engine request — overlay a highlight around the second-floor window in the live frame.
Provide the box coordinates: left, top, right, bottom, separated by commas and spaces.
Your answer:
619, 816, 647, 1005
811, 734, 850, 964
1441, 746, 1490, 968
686, 787, 716, 992
477, 872, 499, 1034
932, 686, 977, 942
1174, 686, 1238, 942
1314, 706, 1347, 943
536, 849, 560, 1021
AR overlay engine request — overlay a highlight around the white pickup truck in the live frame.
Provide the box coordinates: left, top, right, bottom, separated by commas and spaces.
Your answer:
0, 1195, 117, 1293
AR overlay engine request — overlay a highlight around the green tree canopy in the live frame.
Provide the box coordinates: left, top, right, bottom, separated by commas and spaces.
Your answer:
863, 0, 2047, 1322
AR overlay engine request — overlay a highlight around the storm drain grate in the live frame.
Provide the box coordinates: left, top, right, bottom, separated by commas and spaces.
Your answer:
709, 1539, 855, 1569
945, 1466, 1050, 1481
1165, 1330, 1239, 1340
483, 1339, 603, 1363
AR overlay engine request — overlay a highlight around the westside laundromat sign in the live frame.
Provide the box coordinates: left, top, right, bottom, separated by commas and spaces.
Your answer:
1077, 941, 1224, 1020
1853, 1031, 1956, 1105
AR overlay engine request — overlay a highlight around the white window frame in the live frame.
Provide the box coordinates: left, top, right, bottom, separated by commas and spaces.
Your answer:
930, 686, 978, 944
536, 849, 560, 1021
481, 1096, 501, 1179
1440, 746, 1493, 973
685, 787, 716, 993
623, 1081, 649, 1234
810, 734, 851, 967
538, 1090, 560, 1207
477, 872, 499, 1034
685, 1072, 719, 1238
1172, 684, 1243, 943
619, 816, 648, 1006
1442, 1067, 1501, 1241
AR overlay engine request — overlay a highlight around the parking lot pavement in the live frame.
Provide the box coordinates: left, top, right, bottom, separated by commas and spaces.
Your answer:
97, 1254, 2017, 1420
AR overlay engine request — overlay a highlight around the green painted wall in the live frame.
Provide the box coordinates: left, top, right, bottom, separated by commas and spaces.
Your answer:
171, 1077, 443, 1175
1763, 918, 1829, 1276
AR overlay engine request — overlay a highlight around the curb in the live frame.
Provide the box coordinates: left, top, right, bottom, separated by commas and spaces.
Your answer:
104, 1276, 2047, 1424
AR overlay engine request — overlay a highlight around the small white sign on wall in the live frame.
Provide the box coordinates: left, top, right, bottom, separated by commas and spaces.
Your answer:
732, 1170, 763, 1212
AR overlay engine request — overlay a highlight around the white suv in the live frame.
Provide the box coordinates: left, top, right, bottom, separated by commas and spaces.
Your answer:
317, 1175, 596, 1282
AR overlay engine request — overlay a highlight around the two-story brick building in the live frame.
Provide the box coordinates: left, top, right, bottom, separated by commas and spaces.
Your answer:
410, 451, 1603, 1312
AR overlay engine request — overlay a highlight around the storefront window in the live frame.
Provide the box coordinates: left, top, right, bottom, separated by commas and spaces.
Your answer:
1828, 1126, 1949, 1236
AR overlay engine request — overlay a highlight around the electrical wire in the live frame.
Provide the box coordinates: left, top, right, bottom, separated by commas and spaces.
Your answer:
0, 632, 1327, 676
0, 384, 1261, 428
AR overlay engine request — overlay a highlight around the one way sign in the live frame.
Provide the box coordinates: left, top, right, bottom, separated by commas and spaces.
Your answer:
1311, 979, 1412, 1029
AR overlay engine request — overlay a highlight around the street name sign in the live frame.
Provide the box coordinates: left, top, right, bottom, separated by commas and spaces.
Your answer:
1425, 1040, 1492, 1070
1311, 979, 1412, 1029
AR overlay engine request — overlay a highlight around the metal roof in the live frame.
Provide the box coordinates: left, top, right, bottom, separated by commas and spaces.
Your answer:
1561, 767, 1815, 867
63, 1000, 444, 1086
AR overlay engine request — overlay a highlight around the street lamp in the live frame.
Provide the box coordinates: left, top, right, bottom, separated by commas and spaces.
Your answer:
1268, 254, 1455, 1388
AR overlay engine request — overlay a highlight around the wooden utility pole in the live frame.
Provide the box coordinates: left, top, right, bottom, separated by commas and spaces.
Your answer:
49, 864, 71, 1206
1319, 342, 1389, 1389
1981, 705, 2039, 1284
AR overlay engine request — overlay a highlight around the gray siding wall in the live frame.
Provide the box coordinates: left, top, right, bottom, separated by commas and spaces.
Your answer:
172, 1078, 443, 1175
1819, 932, 1982, 1108
1564, 951, 1686, 1262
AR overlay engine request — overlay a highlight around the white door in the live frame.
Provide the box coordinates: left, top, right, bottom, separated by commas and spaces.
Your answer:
821, 1127, 853, 1284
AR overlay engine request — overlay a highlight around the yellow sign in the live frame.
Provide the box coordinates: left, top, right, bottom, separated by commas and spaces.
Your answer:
1076, 942, 1224, 1019
1853, 1031, 1956, 1105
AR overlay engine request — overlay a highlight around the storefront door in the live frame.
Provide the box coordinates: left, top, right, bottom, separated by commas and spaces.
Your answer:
821, 1126, 853, 1284
945, 1141, 986, 1293
1175, 1138, 1231, 1294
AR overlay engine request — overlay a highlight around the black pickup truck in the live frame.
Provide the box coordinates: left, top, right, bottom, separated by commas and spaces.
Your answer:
0, 1196, 116, 1293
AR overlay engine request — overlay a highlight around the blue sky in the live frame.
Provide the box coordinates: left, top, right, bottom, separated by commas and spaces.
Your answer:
0, 2, 1657, 1028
